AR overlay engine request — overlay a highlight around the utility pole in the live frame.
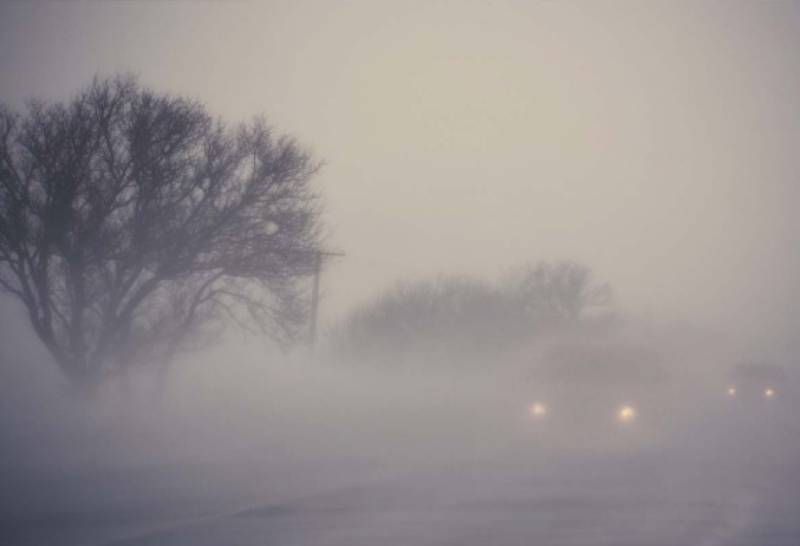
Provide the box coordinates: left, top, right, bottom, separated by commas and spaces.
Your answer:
309, 250, 344, 346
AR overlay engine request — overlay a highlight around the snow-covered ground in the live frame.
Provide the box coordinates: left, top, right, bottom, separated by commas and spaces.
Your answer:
4, 355, 799, 546
4, 440, 799, 546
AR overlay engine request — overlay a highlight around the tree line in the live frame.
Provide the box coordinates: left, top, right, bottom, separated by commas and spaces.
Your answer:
329, 261, 614, 367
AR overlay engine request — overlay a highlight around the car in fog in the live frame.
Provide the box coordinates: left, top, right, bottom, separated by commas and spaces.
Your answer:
725, 361, 787, 402
703, 360, 800, 454
516, 340, 696, 450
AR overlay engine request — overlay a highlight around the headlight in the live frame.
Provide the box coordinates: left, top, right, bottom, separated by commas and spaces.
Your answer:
727, 386, 737, 397
617, 404, 636, 423
764, 388, 775, 398
528, 402, 548, 418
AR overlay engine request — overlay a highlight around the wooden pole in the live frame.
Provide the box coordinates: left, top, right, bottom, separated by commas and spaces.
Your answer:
308, 250, 344, 346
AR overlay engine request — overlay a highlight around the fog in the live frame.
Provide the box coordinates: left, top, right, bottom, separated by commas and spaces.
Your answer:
2, 1, 800, 545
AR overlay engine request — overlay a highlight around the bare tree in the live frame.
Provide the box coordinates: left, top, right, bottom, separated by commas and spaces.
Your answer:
330, 262, 613, 366
0, 76, 323, 392
511, 261, 612, 325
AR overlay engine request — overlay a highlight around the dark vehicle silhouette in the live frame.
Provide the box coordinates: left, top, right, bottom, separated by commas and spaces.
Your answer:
517, 341, 686, 450
725, 361, 787, 402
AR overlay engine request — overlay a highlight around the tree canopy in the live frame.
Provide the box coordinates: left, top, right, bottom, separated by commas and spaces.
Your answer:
0, 76, 323, 389
330, 261, 613, 366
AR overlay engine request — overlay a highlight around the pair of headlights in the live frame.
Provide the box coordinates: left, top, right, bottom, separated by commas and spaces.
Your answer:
528, 402, 637, 424
727, 386, 776, 398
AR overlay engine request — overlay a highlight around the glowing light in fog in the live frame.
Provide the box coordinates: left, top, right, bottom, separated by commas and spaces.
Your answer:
727, 386, 737, 396
529, 402, 547, 418
617, 405, 636, 423
764, 388, 775, 398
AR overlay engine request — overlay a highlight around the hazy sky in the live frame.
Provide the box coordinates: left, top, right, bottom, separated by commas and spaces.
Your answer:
2, 0, 800, 345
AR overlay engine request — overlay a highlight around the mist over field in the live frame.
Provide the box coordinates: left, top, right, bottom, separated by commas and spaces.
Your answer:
2, 1, 800, 545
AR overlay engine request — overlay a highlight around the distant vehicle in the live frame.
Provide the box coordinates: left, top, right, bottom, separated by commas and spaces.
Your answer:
519, 341, 678, 448
710, 360, 798, 451
725, 361, 787, 402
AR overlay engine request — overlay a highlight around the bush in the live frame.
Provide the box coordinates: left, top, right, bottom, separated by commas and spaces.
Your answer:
329, 261, 614, 367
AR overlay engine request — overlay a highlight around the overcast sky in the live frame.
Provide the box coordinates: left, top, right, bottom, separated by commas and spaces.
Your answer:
2, 0, 800, 348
